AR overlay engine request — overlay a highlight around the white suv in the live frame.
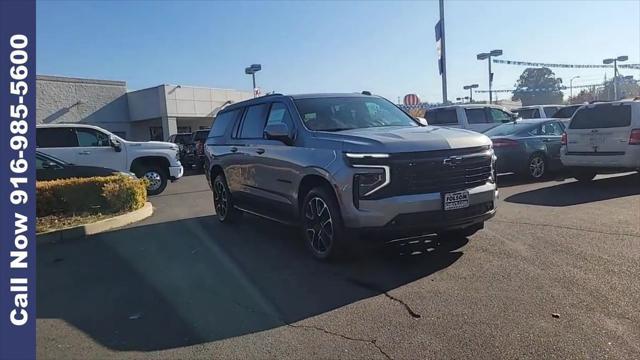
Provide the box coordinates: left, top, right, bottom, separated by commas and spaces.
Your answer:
513, 105, 563, 119
425, 104, 515, 133
560, 99, 640, 181
36, 124, 183, 195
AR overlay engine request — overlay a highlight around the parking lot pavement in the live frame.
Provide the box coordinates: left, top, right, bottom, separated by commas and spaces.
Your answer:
37, 172, 640, 359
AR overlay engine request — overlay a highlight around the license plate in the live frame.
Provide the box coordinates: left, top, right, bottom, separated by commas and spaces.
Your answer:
443, 190, 469, 211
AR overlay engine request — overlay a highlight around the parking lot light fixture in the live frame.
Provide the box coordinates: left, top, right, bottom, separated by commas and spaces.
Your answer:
477, 49, 503, 104
463, 84, 479, 102
569, 76, 580, 99
245, 64, 262, 97
603, 55, 627, 100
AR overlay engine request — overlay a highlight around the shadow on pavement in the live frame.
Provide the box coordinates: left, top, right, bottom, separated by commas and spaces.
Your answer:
38, 214, 467, 351
497, 173, 569, 188
504, 172, 640, 206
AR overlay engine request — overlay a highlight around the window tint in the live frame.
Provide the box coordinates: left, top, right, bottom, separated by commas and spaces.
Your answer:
489, 108, 512, 123
193, 130, 209, 141
570, 104, 631, 129
465, 108, 487, 124
427, 109, 457, 125
552, 105, 580, 118
76, 128, 110, 147
209, 109, 240, 138
35, 155, 46, 170
36, 128, 78, 148
239, 104, 270, 138
266, 102, 293, 128
535, 121, 564, 136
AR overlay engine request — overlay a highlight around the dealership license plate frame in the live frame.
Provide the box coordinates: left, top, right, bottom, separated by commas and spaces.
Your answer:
443, 190, 470, 211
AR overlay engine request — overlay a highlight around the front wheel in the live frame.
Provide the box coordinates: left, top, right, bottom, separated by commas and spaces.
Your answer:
137, 166, 168, 196
301, 187, 347, 261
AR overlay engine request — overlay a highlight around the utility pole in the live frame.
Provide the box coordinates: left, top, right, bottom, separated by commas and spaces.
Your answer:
439, 0, 447, 104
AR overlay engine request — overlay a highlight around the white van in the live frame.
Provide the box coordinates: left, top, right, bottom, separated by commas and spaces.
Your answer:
425, 104, 516, 133
37, 124, 183, 195
560, 99, 640, 181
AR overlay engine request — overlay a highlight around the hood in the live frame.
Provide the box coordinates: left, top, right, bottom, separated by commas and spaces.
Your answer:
313, 126, 491, 153
123, 140, 179, 151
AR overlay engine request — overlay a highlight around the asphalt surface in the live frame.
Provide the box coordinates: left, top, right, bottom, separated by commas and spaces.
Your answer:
37, 171, 640, 359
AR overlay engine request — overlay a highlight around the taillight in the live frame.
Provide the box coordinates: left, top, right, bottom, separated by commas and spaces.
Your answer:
561, 132, 567, 145
491, 138, 519, 148
629, 129, 640, 145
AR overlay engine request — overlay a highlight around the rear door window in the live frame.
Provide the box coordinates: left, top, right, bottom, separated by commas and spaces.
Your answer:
543, 107, 559, 117
239, 104, 270, 138
36, 128, 79, 148
209, 109, 240, 138
465, 108, 487, 124
569, 104, 631, 129
517, 108, 540, 119
489, 108, 512, 123
76, 128, 110, 147
427, 109, 458, 125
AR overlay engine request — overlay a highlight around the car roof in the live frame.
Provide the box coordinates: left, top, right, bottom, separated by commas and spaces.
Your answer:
428, 104, 509, 111
511, 118, 560, 124
514, 104, 563, 110
37, 123, 104, 129
221, 92, 381, 113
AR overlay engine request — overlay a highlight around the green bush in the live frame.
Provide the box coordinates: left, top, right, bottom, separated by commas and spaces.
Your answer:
37, 175, 147, 218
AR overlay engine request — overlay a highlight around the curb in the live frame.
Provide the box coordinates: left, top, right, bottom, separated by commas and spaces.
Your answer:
36, 202, 153, 245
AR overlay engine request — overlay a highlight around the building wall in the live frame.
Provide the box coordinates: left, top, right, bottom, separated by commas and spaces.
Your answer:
36, 75, 130, 133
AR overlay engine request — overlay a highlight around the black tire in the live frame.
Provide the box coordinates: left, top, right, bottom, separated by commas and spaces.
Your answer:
574, 172, 597, 182
301, 186, 347, 261
526, 153, 547, 180
438, 222, 484, 239
136, 166, 168, 196
213, 174, 240, 223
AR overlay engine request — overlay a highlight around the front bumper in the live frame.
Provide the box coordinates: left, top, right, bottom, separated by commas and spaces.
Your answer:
169, 165, 184, 181
341, 181, 498, 231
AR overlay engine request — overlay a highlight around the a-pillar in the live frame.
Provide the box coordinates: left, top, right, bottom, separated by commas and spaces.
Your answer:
161, 116, 177, 141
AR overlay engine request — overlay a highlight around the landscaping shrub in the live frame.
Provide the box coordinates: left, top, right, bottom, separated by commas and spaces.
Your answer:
37, 175, 147, 218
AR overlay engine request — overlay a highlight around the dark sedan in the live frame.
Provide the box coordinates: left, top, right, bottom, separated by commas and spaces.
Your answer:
483, 119, 566, 180
36, 151, 127, 181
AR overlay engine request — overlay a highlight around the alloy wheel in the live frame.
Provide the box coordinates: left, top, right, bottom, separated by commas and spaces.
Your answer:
214, 180, 228, 218
304, 197, 334, 255
529, 156, 545, 179
144, 171, 162, 191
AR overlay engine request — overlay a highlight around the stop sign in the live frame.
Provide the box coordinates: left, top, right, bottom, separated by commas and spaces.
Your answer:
403, 93, 420, 106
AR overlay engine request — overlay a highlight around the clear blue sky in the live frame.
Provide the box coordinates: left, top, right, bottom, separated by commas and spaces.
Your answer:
37, 0, 640, 103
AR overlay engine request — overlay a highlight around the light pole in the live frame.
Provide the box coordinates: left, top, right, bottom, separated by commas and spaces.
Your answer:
603, 55, 627, 100
463, 84, 479, 102
244, 64, 262, 97
477, 49, 502, 104
569, 76, 580, 101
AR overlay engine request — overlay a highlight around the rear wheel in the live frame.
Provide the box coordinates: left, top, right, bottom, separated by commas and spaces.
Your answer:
213, 174, 240, 223
136, 166, 168, 195
527, 153, 547, 180
574, 172, 597, 182
301, 187, 347, 261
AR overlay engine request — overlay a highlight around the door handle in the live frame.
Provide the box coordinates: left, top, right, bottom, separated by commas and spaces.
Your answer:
78, 151, 91, 155
229, 147, 238, 153
255, 148, 265, 155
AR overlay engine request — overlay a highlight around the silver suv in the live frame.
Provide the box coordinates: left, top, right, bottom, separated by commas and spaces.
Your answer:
205, 93, 497, 260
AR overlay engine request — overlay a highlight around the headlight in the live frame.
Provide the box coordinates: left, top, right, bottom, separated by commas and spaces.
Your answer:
352, 165, 390, 197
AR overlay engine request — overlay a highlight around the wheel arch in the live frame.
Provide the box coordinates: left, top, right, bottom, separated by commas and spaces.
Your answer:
130, 156, 170, 174
297, 174, 340, 216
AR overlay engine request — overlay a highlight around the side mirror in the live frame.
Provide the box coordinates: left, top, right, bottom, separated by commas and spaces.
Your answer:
416, 117, 428, 126
264, 123, 293, 145
110, 137, 122, 152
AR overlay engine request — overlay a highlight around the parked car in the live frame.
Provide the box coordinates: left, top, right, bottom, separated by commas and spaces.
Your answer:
36, 124, 183, 195
205, 93, 497, 260
192, 129, 210, 171
561, 99, 640, 181
425, 104, 516, 132
513, 105, 563, 119
168, 132, 196, 168
484, 119, 566, 180
36, 151, 133, 181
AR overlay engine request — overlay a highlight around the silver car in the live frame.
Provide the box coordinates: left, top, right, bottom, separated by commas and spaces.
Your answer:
205, 93, 498, 260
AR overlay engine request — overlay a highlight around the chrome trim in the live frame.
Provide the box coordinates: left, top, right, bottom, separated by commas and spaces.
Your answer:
345, 153, 390, 159
352, 164, 391, 197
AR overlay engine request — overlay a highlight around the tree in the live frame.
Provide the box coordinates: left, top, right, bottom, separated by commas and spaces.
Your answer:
512, 67, 563, 105
569, 88, 597, 104
601, 76, 640, 100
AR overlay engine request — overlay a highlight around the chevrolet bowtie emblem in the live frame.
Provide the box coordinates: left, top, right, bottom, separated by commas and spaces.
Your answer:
443, 156, 463, 167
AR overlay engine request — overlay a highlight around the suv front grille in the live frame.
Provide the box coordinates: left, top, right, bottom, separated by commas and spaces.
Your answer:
369, 147, 493, 198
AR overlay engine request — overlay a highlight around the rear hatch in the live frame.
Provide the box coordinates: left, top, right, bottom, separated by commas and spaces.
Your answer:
566, 103, 632, 154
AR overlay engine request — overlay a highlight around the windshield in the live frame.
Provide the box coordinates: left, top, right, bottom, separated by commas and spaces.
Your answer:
294, 97, 419, 131
174, 134, 193, 144
483, 122, 536, 137
552, 105, 580, 118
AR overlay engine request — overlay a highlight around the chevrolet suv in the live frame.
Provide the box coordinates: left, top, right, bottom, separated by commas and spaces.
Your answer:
205, 93, 497, 260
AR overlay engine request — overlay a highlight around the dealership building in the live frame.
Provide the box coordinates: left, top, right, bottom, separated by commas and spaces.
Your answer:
36, 75, 253, 141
